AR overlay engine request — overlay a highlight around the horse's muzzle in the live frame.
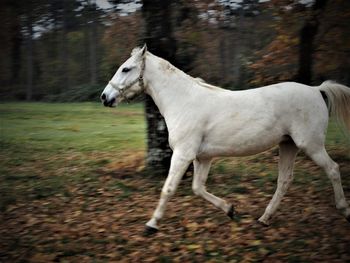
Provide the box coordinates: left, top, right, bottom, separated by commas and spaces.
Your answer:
101, 93, 116, 107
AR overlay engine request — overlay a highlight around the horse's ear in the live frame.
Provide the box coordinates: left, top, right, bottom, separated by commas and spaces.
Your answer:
131, 44, 147, 58
141, 44, 147, 56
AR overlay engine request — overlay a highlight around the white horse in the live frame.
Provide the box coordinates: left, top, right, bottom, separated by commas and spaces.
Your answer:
101, 45, 350, 235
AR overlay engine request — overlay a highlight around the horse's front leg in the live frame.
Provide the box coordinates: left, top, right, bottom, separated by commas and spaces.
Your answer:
145, 150, 192, 235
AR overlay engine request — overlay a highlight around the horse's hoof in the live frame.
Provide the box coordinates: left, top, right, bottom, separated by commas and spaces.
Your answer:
257, 219, 269, 227
143, 226, 158, 237
227, 204, 235, 219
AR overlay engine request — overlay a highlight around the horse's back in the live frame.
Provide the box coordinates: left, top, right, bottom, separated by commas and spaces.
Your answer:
197, 82, 329, 158
228, 82, 328, 127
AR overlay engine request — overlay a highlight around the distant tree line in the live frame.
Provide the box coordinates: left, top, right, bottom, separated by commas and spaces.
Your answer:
0, 0, 106, 101
1, 0, 349, 102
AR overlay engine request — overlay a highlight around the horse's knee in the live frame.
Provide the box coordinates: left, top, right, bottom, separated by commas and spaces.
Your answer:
335, 199, 349, 210
161, 188, 175, 198
277, 175, 293, 188
327, 163, 340, 181
192, 185, 204, 196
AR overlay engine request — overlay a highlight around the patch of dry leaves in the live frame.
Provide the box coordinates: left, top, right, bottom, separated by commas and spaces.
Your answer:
1, 149, 350, 262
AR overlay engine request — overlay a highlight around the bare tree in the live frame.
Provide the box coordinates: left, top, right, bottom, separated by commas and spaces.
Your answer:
296, 0, 328, 84
88, 0, 97, 85
142, 0, 177, 175
24, 4, 34, 101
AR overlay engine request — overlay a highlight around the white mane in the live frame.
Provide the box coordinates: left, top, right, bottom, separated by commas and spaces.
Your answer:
194, 77, 223, 91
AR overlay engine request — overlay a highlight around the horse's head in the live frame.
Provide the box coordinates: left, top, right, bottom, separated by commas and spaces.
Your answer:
101, 45, 147, 107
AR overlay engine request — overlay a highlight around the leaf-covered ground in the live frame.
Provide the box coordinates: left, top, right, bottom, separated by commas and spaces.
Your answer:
1, 103, 350, 262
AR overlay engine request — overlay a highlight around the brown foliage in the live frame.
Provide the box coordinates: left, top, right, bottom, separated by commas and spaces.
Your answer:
250, 0, 350, 86
1, 149, 350, 262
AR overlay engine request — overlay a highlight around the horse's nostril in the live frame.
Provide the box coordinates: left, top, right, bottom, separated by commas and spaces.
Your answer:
109, 97, 116, 107
101, 93, 106, 100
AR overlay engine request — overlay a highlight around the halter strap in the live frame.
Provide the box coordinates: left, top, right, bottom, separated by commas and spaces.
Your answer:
108, 58, 146, 103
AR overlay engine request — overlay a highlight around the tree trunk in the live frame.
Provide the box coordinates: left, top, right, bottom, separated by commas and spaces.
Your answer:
142, 0, 177, 175
25, 12, 33, 101
219, 36, 228, 82
296, 0, 328, 85
10, 3, 22, 96
60, 0, 70, 92
88, 0, 97, 85
232, 7, 244, 87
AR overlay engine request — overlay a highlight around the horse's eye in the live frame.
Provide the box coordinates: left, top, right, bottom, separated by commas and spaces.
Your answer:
122, 67, 131, 73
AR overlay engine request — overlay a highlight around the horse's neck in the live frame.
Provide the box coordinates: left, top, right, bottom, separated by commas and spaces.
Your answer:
144, 55, 199, 118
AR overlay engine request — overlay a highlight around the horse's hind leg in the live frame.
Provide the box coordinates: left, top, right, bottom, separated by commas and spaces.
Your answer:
192, 159, 234, 218
306, 147, 350, 222
258, 140, 299, 225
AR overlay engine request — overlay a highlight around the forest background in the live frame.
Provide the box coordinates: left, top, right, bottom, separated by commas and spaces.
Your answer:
1, 0, 350, 102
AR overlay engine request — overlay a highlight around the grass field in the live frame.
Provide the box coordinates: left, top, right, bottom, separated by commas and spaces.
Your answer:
0, 102, 146, 152
1, 102, 350, 262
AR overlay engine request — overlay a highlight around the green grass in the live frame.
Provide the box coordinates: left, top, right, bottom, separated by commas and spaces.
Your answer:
0, 102, 146, 152
0, 102, 146, 211
326, 119, 350, 147
1, 102, 348, 157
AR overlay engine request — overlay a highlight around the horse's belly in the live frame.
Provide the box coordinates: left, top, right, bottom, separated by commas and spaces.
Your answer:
197, 127, 283, 158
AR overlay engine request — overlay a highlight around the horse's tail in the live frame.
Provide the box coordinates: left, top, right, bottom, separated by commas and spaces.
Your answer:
317, 80, 350, 132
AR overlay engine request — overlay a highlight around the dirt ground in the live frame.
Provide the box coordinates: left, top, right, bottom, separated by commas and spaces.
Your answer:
1, 148, 350, 263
